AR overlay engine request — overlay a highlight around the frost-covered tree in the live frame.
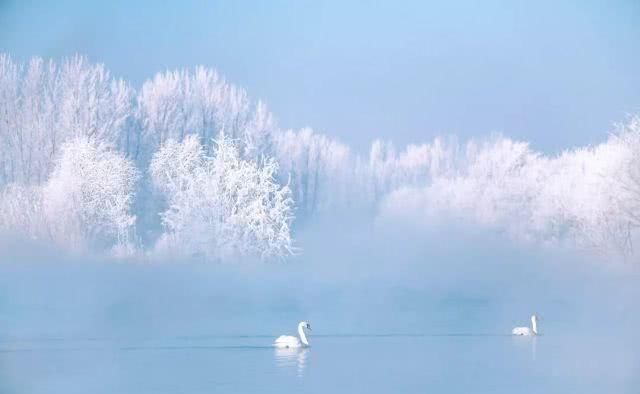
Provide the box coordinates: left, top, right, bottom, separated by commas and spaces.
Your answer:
378, 129, 640, 259
380, 136, 542, 230
43, 138, 138, 253
607, 116, 640, 255
138, 67, 275, 162
274, 128, 352, 217
2, 53, 640, 262
150, 133, 294, 261
243, 101, 275, 161
56, 56, 136, 151
366, 139, 443, 202
0, 184, 47, 240
532, 140, 628, 253
0, 54, 20, 185
0, 54, 137, 186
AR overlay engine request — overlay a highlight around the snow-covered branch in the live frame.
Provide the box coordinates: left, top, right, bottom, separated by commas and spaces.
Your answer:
150, 133, 294, 261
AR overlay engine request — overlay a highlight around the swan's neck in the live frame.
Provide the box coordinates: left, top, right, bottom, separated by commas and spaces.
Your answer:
531, 316, 538, 334
298, 324, 309, 345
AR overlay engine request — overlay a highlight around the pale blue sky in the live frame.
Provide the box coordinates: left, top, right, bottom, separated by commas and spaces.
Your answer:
1, 0, 639, 152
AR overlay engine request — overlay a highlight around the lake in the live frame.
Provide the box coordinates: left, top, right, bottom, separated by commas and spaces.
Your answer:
0, 332, 636, 393
0, 250, 638, 394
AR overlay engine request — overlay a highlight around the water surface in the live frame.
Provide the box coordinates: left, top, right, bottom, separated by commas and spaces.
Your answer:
1, 333, 636, 393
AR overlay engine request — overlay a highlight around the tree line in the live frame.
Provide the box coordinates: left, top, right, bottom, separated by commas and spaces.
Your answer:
0, 54, 638, 261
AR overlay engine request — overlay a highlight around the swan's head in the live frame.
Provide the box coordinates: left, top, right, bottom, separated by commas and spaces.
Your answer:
301, 321, 311, 331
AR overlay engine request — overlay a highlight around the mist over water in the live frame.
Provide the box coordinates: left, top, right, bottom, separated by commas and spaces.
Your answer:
1, 216, 638, 392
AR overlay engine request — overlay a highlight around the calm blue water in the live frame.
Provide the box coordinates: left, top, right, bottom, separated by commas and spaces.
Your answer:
1, 240, 638, 393
0, 333, 636, 393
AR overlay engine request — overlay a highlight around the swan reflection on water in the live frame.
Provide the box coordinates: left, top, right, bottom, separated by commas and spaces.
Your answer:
531, 336, 537, 361
274, 347, 309, 377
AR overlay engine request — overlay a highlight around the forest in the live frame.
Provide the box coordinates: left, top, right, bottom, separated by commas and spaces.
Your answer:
1, 54, 638, 262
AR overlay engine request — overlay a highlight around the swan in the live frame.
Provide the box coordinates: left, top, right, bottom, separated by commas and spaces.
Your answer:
273, 321, 311, 348
512, 314, 538, 336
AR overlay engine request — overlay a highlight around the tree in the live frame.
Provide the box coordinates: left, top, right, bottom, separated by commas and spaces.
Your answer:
138, 67, 276, 163
0, 184, 47, 241
274, 127, 352, 218
43, 138, 138, 253
2, 53, 640, 262
0, 54, 137, 186
609, 116, 640, 257
150, 133, 294, 261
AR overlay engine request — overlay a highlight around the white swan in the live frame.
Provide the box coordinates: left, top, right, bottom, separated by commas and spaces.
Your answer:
274, 321, 311, 348
512, 314, 538, 336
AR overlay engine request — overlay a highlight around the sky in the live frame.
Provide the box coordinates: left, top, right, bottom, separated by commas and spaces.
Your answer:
1, 0, 639, 153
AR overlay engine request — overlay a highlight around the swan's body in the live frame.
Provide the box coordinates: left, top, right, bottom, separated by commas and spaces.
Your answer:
274, 335, 304, 348
512, 326, 534, 336
512, 314, 538, 336
274, 321, 311, 348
